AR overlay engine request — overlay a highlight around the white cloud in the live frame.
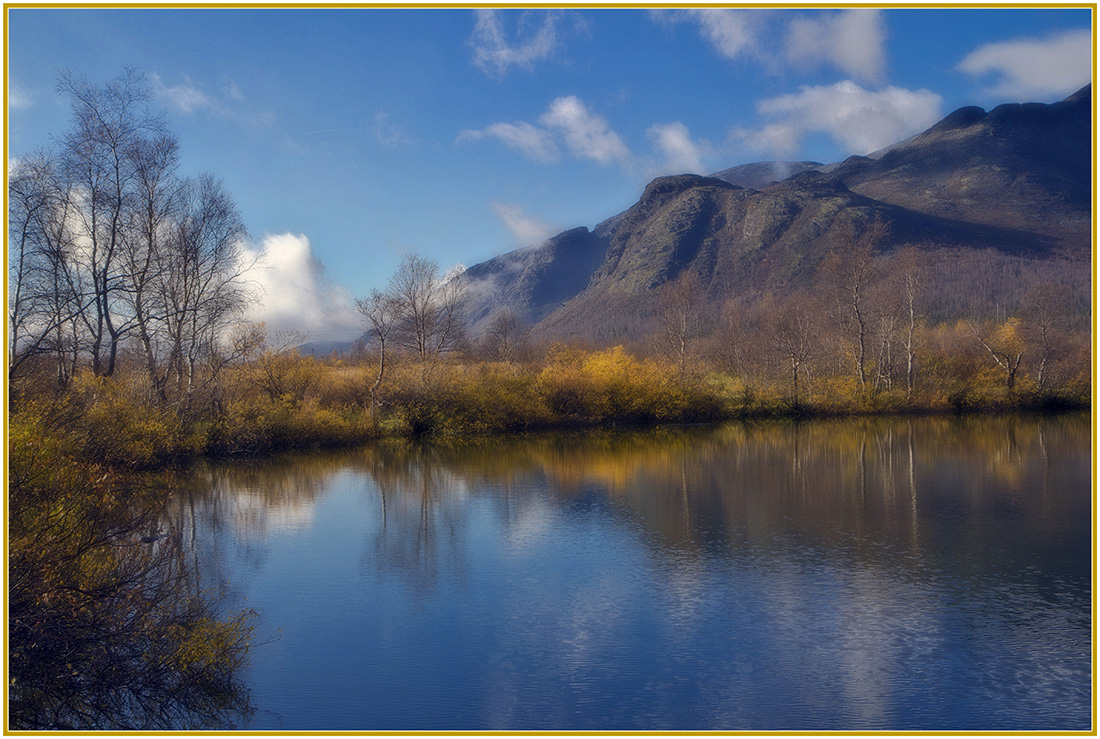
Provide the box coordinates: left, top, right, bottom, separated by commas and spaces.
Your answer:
459, 96, 628, 167
647, 122, 709, 175
735, 80, 943, 157
239, 233, 361, 341
470, 9, 561, 78
458, 121, 560, 163
696, 9, 762, 60
539, 96, 630, 166
786, 9, 887, 83
654, 9, 768, 62
150, 72, 215, 115
491, 202, 559, 246
957, 29, 1092, 100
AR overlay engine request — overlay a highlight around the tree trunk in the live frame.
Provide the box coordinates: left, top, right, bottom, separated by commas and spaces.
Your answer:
369, 337, 386, 429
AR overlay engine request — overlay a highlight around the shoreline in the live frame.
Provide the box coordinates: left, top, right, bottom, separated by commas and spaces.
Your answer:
17, 393, 1086, 475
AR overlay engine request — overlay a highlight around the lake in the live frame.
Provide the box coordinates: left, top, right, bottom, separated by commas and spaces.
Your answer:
169, 414, 1092, 731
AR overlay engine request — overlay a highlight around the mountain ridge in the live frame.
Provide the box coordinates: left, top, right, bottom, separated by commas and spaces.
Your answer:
461, 85, 1091, 343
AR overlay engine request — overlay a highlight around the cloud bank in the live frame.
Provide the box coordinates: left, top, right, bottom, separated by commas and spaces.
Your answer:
957, 29, 1092, 100
654, 8, 888, 81
239, 233, 362, 341
734, 80, 943, 157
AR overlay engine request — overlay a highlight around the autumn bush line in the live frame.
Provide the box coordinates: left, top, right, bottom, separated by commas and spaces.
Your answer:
8, 331, 1088, 473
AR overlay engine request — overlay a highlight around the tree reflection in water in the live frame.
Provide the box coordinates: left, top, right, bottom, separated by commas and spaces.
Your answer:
176, 414, 1090, 591
352, 415, 1086, 574
363, 442, 470, 587
9, 430, 256, 730
163, 414, 1089, 730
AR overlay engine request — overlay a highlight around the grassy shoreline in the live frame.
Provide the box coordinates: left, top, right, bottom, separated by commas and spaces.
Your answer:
9, 359, 1089, 474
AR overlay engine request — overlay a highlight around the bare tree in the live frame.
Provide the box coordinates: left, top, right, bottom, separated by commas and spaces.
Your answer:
8, 151, 85, 386
122, 133, 184, 400
57, 68, 167, 377
654, 270, 706, 383
866, 246, 927, 396
871, 300, 901, 392
893, 246, 926, 398
966, 317, 1026, 391
763, 290, 821, 407
388, 255, 468, 377
1018, 281, 1077, 391
9, 69, 252, 410
162, 175, 250, 405
356, 288, 401, 424
822, 214, 889, 388
712, 293, 758, 375
483, 310, 530, 363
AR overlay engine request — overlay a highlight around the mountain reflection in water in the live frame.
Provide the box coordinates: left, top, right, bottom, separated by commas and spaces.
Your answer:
169, 414, 1091, 731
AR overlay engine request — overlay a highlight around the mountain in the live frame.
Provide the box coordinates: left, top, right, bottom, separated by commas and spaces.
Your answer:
462, 225, 608, 330
462, 86, 1092, 342
831, 85, 1091, 252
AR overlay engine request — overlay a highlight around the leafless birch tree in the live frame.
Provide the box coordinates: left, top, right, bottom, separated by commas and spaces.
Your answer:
388, 254, 468, 378
356, 288, 401, 424
822, 215, 889, 388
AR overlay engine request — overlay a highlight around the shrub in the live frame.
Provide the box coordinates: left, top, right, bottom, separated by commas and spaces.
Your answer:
207, 395, 374, 455
537, 346, 722, 426
8, 417, 255, 730
384, 363, 550, 435
64, 373, 198, 468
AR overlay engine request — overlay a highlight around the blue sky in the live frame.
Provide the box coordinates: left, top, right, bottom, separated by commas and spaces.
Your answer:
5, 6, 1093, 340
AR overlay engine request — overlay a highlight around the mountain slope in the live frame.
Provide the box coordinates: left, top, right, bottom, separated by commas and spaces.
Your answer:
462, 226, 608, 332
462, 86, 1092, 343
833, 84, 1091, 253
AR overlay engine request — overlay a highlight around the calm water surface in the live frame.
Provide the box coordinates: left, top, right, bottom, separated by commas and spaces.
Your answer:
171, 415, 1092, 731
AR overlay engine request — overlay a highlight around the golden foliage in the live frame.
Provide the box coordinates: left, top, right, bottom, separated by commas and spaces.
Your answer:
8, 417, 255, 729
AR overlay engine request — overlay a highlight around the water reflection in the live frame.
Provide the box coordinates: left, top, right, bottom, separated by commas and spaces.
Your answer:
170, 414, 1091, 731
9, 469, 256, 731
